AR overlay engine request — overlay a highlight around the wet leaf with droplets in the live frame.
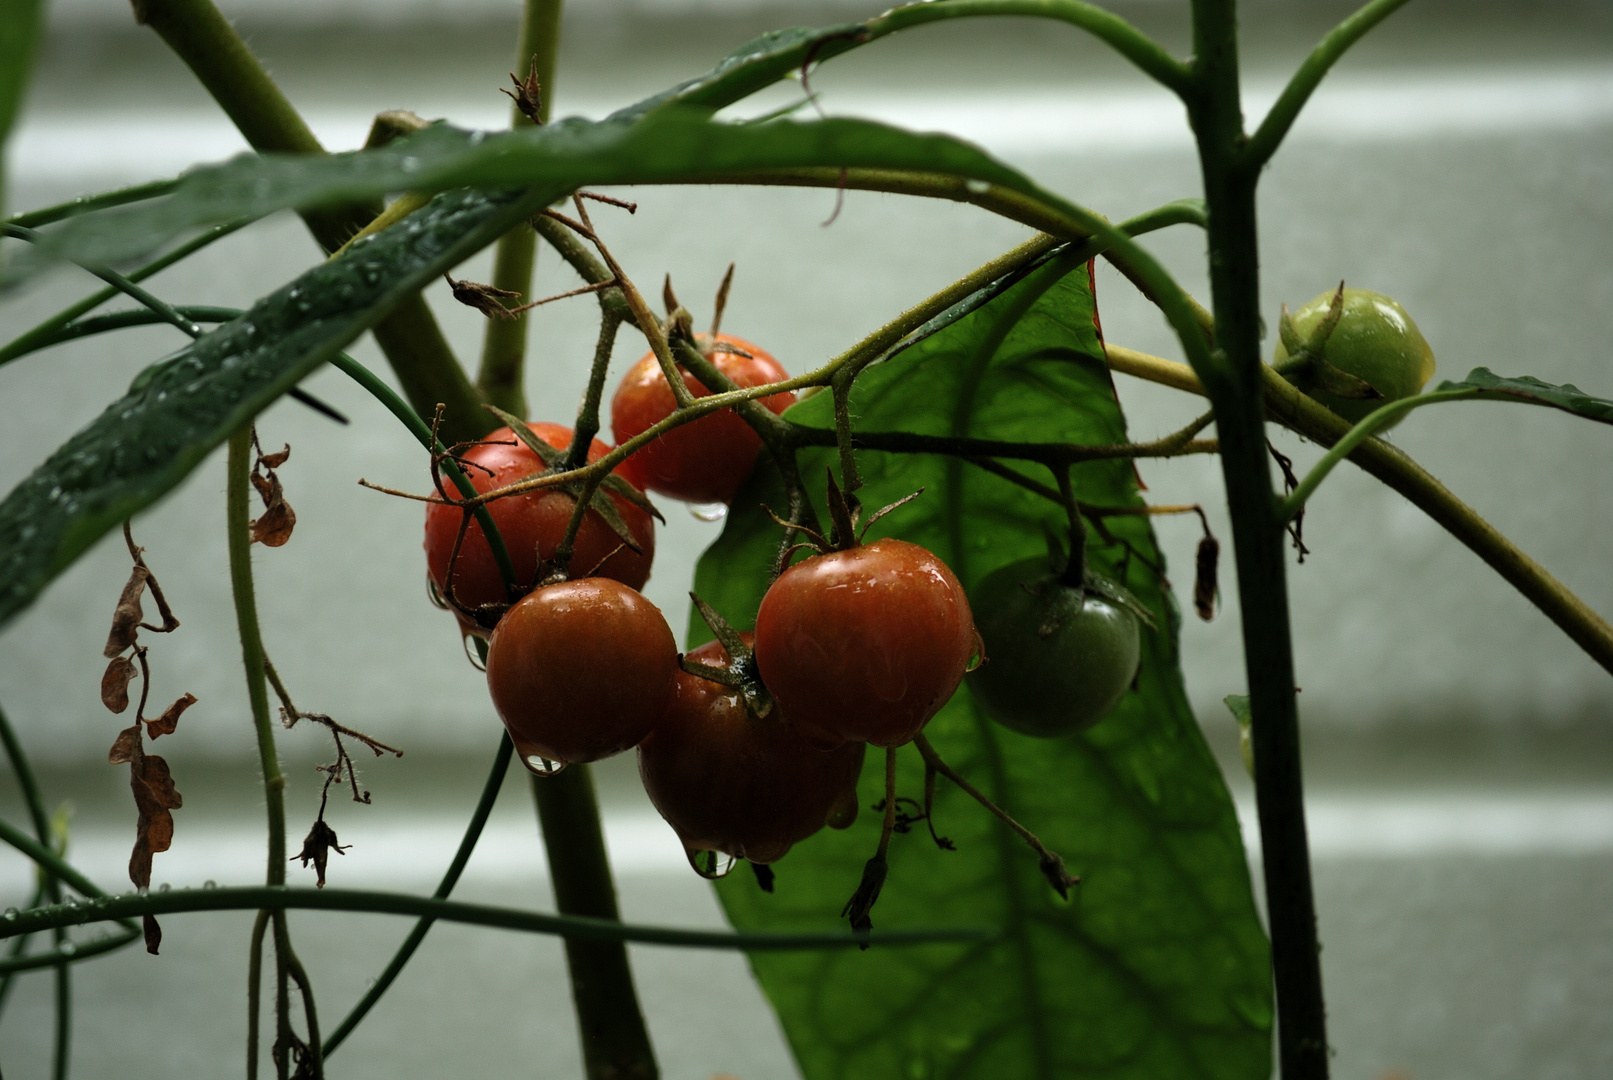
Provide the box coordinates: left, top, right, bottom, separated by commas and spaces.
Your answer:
693, 254, 1272, 1079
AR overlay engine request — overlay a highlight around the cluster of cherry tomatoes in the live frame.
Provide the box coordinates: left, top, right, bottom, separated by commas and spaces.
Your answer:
423, 331, 1144, 874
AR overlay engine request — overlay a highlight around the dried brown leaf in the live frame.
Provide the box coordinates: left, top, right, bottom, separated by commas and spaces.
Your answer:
108, 724, 142, 765
259, 444, 291, 469
143, 914, 162, 955
145, 692, 197, 738
250, 499, 297, 547
101, 655, 138, 713
104, 566, 149, 657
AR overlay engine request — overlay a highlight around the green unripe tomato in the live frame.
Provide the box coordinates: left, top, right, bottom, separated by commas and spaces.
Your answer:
1275, 287, 1436, 426
966, 559, 1141, 738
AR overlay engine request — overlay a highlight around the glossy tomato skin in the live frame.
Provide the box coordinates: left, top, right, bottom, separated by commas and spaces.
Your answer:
610, 334, 795, 505
1274, 287, 1436, 426
485, 578, 678, 767
753, 539, 976, 748
966, 559, 1140, 738
423, 422, 655, 623
638, 636, 865, 865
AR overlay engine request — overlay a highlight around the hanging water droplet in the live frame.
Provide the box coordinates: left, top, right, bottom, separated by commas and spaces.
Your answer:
687, 502, 727, 523
521, 754, 567, 778
684, 846, 737, 880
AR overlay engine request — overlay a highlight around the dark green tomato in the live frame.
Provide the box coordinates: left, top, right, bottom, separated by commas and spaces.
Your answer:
967, 559, 1140, 737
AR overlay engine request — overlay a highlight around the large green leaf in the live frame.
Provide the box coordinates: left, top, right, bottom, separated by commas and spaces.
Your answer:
25, 110, 1033, 276
691, 252, 1272, 1079
0, 185, 538, 628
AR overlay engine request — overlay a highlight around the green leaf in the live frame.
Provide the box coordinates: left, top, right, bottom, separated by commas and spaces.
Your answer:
691, 253, 1272, 1079
0, 0, 45, 214
0, 186, 540, 629
1434, 367, 1613, 425
25, 110, 1032, 277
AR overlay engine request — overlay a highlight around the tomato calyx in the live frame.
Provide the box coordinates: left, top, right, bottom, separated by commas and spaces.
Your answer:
1273, 282, 1385, 405
1042, 525, 1156, 634
766, 470, 926, 562
681, 593, 775, 722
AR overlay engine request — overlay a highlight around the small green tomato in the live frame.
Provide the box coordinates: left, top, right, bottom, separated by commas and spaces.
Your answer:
1275, 287, 1436, 426
966, 559, 1141, 738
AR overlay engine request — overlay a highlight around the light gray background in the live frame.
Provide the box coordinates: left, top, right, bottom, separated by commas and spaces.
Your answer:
1, 1, 1611, 1077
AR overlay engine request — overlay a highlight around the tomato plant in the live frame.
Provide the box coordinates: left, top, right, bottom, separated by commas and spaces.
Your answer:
1275, 286, 1438, 426
422, 421, 655, 624
966, 556, 1141, 737
484, 576, 678, 769
638, 634, 865, 867
753, 538, 976, 749
611, 333, 796, 505
3, 1, 1611, 1078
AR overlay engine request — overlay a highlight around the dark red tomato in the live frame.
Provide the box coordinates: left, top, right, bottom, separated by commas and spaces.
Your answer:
423, 422, 655, 624
753, 539, 976, 748
638, 636, 865, 866
610, 334, 795, 505
485, 577, 678, 768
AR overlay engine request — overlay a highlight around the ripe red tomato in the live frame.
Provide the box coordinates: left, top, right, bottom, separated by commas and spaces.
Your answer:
753, 539, 976, 748
610, 334, 795, 505
485, 577, 678, 768
423, 422, 655, 624
638, 635, 865, 866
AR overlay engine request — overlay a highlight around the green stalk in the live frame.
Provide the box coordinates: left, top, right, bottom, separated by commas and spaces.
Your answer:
0, 703, 71, 1075
1188, 1, 1326, 1076
323, 735, 514, 1056
474, 0, 565, 415
0, 881, 990, 949
531, 767, 658, 1080
131, 0, 486, 444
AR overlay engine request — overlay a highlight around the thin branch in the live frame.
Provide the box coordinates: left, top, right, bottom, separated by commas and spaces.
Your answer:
1244, 0, 1416, 169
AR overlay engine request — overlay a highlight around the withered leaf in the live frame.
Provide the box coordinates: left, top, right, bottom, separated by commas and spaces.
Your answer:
143, 914, 162, 955
249, 467, 296, 547
1193, 535, 1220, 622
292, 818, 348, 888
250, 499, 296, 547
108, 723, 142, 764
500, 57, 543, 123
145, 692, 197, 738
259, 443, 291, 470
104, 566, 149, 657
123, 740, 182, 892
101, 655, 139, 713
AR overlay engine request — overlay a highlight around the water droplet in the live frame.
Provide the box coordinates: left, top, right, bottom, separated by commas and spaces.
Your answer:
965, 179, 991, 194
401, 156, 420, 173
468, 131, 486, 145
203, 879, 217, 890
684, 847, 736, 880
58, 941, 77, 957
687, 502, 727, 522
521, 753, 567, 778
157, 883, 171, 893
2, 908, 18, 921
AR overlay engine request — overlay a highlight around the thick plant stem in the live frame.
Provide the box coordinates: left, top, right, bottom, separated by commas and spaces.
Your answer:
530, 768, 658, 1080
1190, 2, 1328, 1076
132, 0, 485, 444
474, 0, 565, 415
